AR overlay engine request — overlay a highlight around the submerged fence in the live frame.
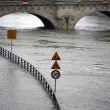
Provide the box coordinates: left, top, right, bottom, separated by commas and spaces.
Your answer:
0, 47, 61, 110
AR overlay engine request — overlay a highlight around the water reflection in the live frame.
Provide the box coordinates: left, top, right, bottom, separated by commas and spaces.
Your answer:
0, 12, 44, 29
75, 15, 110, 31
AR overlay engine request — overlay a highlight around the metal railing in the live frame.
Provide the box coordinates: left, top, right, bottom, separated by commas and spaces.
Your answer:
0, 47, 61, 110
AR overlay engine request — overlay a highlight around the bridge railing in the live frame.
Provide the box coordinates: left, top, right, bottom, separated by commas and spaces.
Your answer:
0, 47, 61, 110
0, 0, 110, 5
0, 0, 53, 5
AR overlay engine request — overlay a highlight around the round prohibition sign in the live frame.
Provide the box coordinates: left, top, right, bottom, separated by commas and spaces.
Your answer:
51, 70, 60, 79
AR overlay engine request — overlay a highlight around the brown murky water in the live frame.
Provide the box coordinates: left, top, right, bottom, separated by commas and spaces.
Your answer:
0, 15, 110, 110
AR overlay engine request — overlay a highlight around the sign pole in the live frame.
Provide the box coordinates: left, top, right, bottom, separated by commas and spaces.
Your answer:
51, 52, 61, 94
11, 39, 12, 53
7, 30, 16, 53
55, 79, 56, 93
51, 70, 60, 93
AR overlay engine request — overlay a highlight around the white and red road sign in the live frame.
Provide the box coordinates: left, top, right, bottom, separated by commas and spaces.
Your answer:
22, 0, 28, 5
102, 0, 108, 4
51, 70, 60, 79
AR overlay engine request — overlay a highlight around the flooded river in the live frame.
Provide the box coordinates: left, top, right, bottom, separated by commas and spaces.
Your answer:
0, 14, 110, 110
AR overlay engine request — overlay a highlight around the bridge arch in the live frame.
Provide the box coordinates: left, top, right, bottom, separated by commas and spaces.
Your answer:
100, 11, 110, 17
57, 4, 110, 29
0, 6, 56, 29
31, 13, 55, 29
68, 9, 110, 29
74, 10, 110, 28
0, 12, 55, 29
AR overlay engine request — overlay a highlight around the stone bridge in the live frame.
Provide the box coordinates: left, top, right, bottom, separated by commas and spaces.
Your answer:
0, 0, 110, 29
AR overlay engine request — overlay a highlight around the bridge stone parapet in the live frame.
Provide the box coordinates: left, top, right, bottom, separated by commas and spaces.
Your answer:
0, 0, 110, 29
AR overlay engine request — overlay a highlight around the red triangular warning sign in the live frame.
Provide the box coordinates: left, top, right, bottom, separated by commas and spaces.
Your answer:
52, 52, 61, 60
51, 61, 60, 69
